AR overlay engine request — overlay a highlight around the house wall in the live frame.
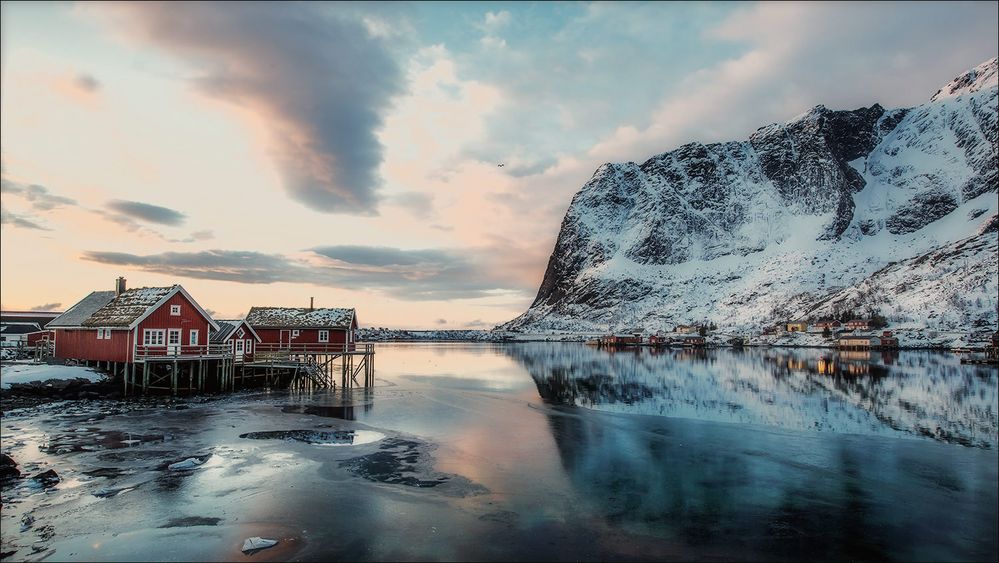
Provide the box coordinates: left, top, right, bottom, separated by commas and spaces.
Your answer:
135, 292, 212, 357
253, 327, 351, 345
54, 328, 131, 362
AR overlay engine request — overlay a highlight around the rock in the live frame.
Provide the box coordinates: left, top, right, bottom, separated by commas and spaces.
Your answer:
0, 453, 21, 482
30, 469, 60, 487
242, 537, 279, 553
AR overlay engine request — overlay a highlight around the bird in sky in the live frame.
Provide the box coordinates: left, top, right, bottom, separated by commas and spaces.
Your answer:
497, 163, 505, 167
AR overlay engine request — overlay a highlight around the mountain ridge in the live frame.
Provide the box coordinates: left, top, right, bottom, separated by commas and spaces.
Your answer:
502, 57, 998, 334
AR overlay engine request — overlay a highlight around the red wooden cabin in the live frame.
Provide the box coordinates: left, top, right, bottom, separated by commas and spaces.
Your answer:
48, 280, 219, 364
245, 306, 358, 352
211, 319, 261, 363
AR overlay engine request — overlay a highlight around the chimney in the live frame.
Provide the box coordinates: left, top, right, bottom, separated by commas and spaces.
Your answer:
309, 297, 314, 312
115, 277, 127, 296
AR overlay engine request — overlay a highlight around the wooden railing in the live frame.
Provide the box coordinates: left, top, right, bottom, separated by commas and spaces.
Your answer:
135, 343, 232, 359
254, 343, 359, 354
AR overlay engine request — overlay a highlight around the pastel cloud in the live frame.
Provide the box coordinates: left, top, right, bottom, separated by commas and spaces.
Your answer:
95, 2, 404, 215
107, 199, 186, 226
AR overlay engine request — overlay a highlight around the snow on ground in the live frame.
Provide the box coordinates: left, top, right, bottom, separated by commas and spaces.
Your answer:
0, 363, 106, 389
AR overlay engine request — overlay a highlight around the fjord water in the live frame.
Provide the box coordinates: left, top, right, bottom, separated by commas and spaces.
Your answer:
1, 343, 996, 561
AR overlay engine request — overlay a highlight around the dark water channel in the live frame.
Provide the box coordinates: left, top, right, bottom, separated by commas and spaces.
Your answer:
1, 343, 996, 561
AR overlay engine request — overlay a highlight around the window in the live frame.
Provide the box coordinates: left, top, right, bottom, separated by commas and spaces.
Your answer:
292, 330, 300, 338
189, 330, 199, 346
97, 328, 109, 339
318, 330, 329, 343
143, 329, 165, 346
235, 339, 244, 353
168, 329, 181, 345
170, 305, 181, 316
245, 340, 252, 354
237, 328, 245, 338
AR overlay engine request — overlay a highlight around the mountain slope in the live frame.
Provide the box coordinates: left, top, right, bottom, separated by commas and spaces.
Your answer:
503, 58, 999, 333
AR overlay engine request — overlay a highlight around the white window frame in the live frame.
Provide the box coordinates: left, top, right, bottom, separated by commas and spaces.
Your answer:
235, 339, 245, 353
318, 330, 329, 343
143, 329, 165, 346
170, 304, 181, 316
168, 329, 182, 345
245, 339, 253, 354
97, 328, 106, 339
189, 330, 199, 346
292, 329, 300, 338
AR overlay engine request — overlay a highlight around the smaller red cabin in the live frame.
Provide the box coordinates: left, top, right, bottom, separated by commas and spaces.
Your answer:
212, 319, 261, 363
246, 306, 358, 353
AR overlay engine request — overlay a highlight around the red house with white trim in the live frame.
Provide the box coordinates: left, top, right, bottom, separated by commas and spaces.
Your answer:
48, 280, 219, 365
245, 306, 358, 351
211, 319, 261, 363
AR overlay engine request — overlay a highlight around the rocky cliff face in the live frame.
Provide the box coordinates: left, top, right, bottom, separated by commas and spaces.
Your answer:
504, 58, 999, 333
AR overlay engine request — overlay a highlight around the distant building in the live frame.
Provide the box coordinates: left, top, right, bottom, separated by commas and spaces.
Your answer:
0, 310, 63, 349
601, 334, 642, 346
0, 324, 41, 349
880, 330, 899, 348
675, 325, 699, 334
786, 321, 808, 332
809, 320, 842, 333
845, 319, 871, 331
676, 335, 706, 347
837, 335, 891, 349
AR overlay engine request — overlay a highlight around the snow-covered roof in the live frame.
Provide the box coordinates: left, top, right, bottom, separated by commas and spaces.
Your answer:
245, 307, 355, 329
1, 324, 42, 335
82, 286, 177, 327
47, 291, 116, 328
211, 319, 260, 343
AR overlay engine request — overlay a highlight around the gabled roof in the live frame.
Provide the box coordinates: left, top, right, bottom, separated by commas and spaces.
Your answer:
46, 291, 116, 328
50, 285, 219, 331
82, 286, 175, 328
1, 324, 42, 335
211, 319, 261, 343
245, 307, 355, 329
85, 285, 220, 331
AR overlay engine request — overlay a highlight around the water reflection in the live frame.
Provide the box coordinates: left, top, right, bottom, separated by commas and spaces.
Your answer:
516, 344, 999, 561
508, 344, 998, 448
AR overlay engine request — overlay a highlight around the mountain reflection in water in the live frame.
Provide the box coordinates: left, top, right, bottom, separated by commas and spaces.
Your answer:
506, 344, 998, 561
508, 344, 998, 448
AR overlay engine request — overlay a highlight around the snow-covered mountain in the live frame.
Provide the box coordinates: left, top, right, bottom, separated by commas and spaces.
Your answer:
503, 58, 999, 334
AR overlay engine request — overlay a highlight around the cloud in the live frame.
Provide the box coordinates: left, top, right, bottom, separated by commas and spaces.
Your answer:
95, 2, 404, 215
311, 245, 455, 268
1, 178, 78, 211
1, 206, 50, 230
31, 302, 62, 311
74, 73, 101, 93
107, 199, 187, 226
386, 191, 435, 219
81, 243, 539, 301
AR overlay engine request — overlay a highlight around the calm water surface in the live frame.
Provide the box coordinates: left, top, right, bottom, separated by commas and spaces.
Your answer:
1, 343, 996, 561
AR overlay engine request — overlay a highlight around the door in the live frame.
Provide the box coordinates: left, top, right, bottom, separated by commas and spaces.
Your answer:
279, 329, 291, 347
235, 338, 245, 360
167, 328, 182, 355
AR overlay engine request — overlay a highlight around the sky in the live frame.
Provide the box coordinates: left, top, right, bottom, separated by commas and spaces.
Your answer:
1, 1, 997, 329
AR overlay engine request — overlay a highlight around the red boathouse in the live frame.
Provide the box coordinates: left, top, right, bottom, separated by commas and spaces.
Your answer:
245, 306, 358, 351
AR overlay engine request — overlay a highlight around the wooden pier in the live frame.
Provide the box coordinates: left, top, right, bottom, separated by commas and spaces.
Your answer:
240, 343, 376, 390
120, 342, 375, 396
